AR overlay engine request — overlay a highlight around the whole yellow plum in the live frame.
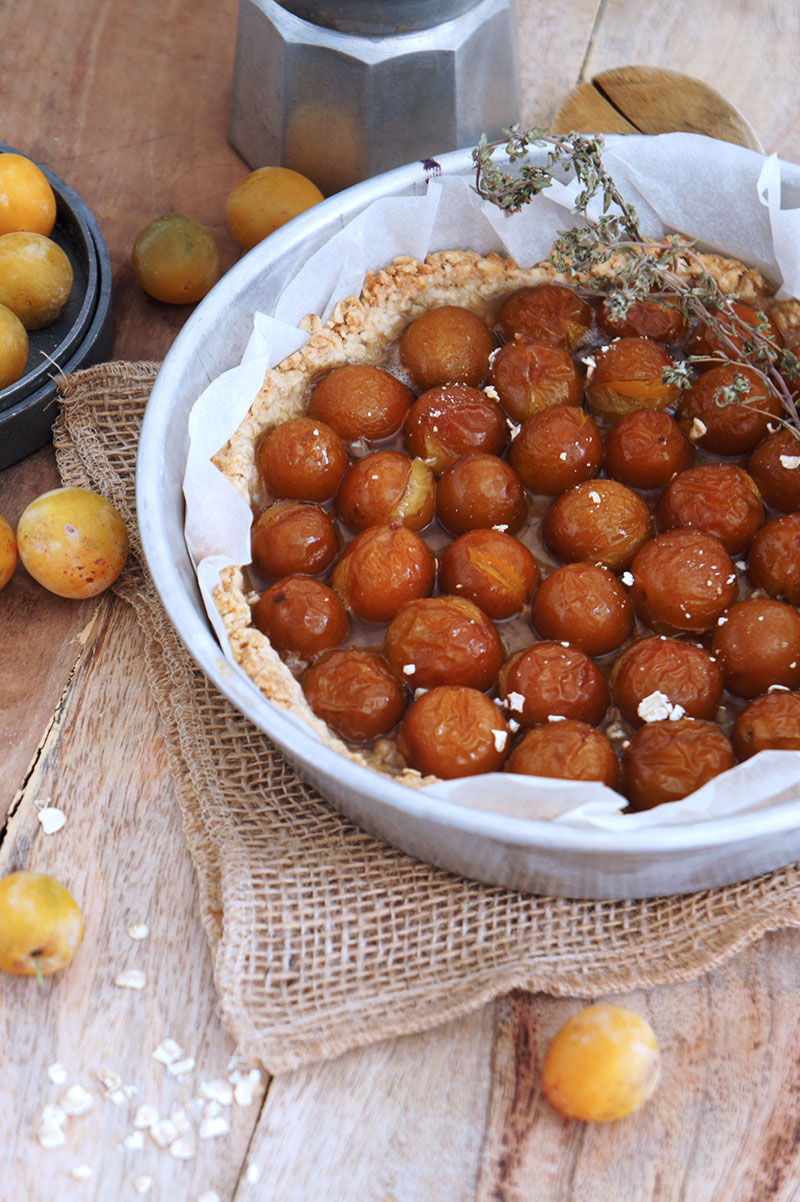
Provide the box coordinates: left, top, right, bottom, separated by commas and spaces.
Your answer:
0, 513, 17, 588
0, 302, 29, 389
0, 231, 73, 330
17, 487, 128, 598
0, 871, 84, 980
542, 1003, 660, 1122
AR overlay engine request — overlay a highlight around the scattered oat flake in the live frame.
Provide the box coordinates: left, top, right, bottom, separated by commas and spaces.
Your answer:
170, 1134, 197, 1160
41, 1103, 67, 1128
150, 1118, 179, 1147
47, 1063, 68, 1085
61, 1084, 95, 1116
245, 1163, 261, 1184
38, 1125, 67, 1149
37, 807, 66, 834
96, 1067, 122, 1093
71, 1164, 93, 1180
690, 417, 708, 439
506, 691, 525, 713
492, 728, 508, 752
198, 1193, 221, 1202
153, 1038, 184, 1065
133, 1177, 153, 1196
200, 1080, 233, 1106
780, 454, 800, 469
231, 1069, 262, 1106
109, 1089, 127, 1107
621, 571, 634, 586
168, 1057, 196, 1078
114, 969, 146, 990
199, 1114, 230, 1140
124, 1131, 145, 1150
128, 922, 149, 941
133, 1103, 159, 1129
171, 1108, 192, 1133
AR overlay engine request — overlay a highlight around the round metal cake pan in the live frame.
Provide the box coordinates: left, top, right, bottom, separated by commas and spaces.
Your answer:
0, 144, 114, 468
137, 142, 800, 899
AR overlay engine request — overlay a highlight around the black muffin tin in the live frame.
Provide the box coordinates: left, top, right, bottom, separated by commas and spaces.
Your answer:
0, 143, 114, 468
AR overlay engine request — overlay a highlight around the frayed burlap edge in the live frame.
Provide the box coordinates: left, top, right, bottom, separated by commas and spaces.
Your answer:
52, 361, 800, 1074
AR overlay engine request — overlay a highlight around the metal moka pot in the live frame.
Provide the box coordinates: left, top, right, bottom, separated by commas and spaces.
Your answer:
229, 0, 519, 195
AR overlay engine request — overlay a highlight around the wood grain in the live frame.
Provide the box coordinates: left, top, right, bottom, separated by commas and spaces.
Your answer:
581, 0, 800, 161
4, 0, 800, 1199
0, 600, 262, 1201
553, 66, 761, 148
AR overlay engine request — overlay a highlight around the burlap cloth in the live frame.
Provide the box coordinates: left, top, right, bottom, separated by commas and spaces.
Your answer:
53, 361, 800, 1074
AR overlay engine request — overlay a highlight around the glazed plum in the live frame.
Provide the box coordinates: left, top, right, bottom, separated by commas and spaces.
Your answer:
307, 364, 413, 442
586, 337, 679, 419
531, 563, 633, 657
678, 363, 781, 455
301, 648, 408, 742
748, 513, 800, 604
610, 636, 723, 726
711, 597, 800, 697
438, 528, 539, 619
385, 594, 504, 691
733, 690, 800, 759
622, 719, 735, 809
629, 529, 738, 633
687, 300, 783, 368
250, 502, 339, 580
497, 283, 593, 351
543, 479, 652, 572
399, 305, 496, 390
258, 416, 349, 502
598, 293, 687, 343
509, 405, 603, 496
397, 685, 510, 779
488, 337, 583, 422
498, 642, 609, 728
748, 429, 800, 512
506, 720, 619, 788
604, 410, 692, 491
336, 450, 435, 532
403, 382, 507, 474
436, 453, 527, 536
655, 464, 764, 555
331, 523, 436, 623
251, 575, 349, 658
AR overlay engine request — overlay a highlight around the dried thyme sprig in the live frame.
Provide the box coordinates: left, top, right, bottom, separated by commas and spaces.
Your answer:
473, 127, 800, 437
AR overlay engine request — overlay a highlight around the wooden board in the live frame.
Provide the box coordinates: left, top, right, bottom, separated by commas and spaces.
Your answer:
553, 65, 762, 148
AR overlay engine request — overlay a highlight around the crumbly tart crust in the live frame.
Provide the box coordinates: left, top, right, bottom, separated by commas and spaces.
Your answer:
210, 246, 778, 782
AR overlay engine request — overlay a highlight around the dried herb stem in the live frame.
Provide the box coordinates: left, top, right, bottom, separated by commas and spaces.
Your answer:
473, 127, 800, 437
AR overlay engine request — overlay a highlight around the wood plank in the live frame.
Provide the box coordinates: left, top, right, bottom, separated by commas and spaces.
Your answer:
583, 0, 800, 161
513, 0, 605, 129
0, 0, 246, 364
0, 599, 263, 1200
234, 1006, 496, 1202
241, 930, 800, 1202
0, 447, 97, 824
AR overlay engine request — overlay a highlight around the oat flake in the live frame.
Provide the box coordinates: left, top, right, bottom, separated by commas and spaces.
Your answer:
153, 1037, 184, 1065
124, 1131, 145, 1150
47, 1063, 68, 1085
61, 1084, 94, 1116
37, 807, 66, 835
71, 1164, 93, 1180
132, 1177, 153, 1196
128, 922, 149, 941
114, 969, 147, 990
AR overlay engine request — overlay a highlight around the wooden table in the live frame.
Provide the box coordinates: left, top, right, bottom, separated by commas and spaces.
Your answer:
4, 2, 800, 1198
